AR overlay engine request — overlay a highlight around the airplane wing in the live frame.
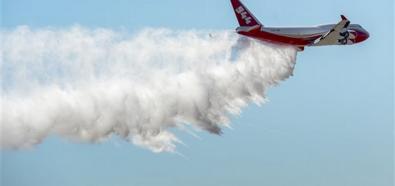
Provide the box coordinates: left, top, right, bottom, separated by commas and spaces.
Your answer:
313, 15, 351, 46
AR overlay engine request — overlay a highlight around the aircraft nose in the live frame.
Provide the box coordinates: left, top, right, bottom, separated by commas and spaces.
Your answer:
356, 31, 369, 43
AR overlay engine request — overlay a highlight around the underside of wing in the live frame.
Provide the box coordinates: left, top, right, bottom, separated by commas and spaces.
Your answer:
313, 15, 351, 46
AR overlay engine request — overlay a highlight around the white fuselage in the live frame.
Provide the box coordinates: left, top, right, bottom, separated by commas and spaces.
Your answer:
263, 24, 363, 37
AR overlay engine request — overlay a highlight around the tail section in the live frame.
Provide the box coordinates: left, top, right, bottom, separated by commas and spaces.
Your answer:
231, 0, 262, 27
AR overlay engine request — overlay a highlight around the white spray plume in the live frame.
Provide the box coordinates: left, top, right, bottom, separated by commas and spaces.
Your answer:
1, 26, 297, 153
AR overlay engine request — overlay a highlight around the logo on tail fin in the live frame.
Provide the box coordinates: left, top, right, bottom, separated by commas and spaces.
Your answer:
235, 6, 253, 25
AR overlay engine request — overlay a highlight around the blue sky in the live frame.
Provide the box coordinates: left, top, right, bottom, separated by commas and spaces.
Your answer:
1, 0, 393, 186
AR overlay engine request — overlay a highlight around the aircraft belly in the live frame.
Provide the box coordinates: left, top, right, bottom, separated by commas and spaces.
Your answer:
262, 27, 328, 38
240, 29, 315, 46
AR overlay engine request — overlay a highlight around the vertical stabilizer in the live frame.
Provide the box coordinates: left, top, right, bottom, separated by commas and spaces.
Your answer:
230, 0, 262, 27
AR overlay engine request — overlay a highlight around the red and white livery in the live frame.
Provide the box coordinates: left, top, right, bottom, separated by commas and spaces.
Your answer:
231, 0, 369, 51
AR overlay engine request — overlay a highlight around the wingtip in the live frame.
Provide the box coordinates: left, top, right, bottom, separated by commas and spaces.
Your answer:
341, 15, 348, 20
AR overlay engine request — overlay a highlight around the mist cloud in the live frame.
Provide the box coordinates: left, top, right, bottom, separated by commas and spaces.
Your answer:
1, 26, 297, 152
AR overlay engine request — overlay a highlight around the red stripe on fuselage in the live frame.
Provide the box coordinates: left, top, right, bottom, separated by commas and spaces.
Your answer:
238, 28, 322, 46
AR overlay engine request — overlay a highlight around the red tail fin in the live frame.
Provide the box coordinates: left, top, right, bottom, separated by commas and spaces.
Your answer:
230, 0, 262, 27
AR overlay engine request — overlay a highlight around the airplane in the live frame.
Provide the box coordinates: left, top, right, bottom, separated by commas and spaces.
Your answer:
230, 0, 369, 51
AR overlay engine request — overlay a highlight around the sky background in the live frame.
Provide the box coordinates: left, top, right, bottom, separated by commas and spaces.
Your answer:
1, 0, 394, 186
